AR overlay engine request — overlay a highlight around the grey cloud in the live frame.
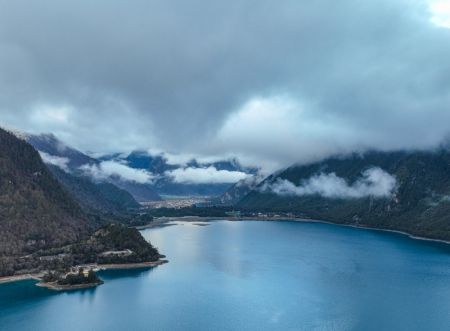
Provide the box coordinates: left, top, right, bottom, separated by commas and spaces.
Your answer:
165, 166, 250, 184
79, 161, 155, 184
262, 167, 397, 199
0, 0, 449, 170
39, 151, 70, 172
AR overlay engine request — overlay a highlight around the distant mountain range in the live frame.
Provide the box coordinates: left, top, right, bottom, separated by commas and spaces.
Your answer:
27, 133, 257, 201
27, 133, 161, 203
103, 151, 258, 197
235, 150, 450, 241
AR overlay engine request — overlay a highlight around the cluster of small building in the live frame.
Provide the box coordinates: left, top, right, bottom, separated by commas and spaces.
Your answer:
226, 211, 309, 219
67, 265, 98, 278
142, 197, 207, 209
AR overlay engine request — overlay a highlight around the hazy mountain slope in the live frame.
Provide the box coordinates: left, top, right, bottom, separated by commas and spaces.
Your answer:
109, 180, 161, 202
27, 134, 161, 203
123, 151, 177, 174
238, 150, 450, 240
218, 175, 265, 205
27, 133, 96, 168
117, 151, 257, 196
0, 128, 91, 258
48, 165, 140, 212
29, 136, 255, 199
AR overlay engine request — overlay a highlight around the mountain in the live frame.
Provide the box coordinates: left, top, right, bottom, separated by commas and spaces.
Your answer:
27, 134, 161, 204
0, 128, 92, 274
27, 133, 96, 168
218, 175, 265, 205
0, 128, 164, 276
118, 151, 177, 174
28, 135, 256, 199
109, 180, 161, 202
237, 150, 450, 241
112, 150, 257, 196
48, 165, 140, 213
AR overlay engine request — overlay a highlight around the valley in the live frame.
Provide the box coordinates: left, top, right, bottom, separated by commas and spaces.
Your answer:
1, 1, 450, 329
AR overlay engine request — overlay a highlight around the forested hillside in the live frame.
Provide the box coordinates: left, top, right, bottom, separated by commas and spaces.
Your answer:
238, 150, 450, 240
48, 165, 140, 213
0, 128, 91, 272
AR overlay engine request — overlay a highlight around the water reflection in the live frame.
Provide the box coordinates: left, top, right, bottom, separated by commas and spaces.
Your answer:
99, 267, 157, 281
1, 220, 450, 331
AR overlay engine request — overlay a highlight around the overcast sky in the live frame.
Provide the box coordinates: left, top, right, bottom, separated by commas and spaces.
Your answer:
1, 0, 450, 172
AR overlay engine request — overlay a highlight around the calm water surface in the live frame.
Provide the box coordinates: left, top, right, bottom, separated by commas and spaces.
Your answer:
1, 220, 450, 331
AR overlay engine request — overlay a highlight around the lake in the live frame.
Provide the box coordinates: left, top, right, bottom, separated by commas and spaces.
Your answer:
1, 220, 450, 331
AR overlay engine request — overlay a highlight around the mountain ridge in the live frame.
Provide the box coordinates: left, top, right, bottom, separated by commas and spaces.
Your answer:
0, 128, 91, 270
237, 149, 450, 241
27, 133, 161, 203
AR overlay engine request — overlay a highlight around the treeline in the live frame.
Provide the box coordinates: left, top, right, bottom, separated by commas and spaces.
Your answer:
145, 206, 233, 218
0, 224, 162, 277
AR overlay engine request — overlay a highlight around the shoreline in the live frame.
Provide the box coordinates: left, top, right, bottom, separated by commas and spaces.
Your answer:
149, 216, 450, 246
3, 218, 447, 286
0, 273, 44, 285
36, 280, 104, 291
0, 259, 168, 286
98, 259, 169, 270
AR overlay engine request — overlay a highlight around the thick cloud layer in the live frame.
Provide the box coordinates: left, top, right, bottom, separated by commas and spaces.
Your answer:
1, 0, 450, 171
80, 161, 155, 184
263, 167, 397, 199
165, 167, 250, 184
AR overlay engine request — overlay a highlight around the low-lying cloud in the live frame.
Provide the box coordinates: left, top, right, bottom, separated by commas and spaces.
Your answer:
39, 151, 70, 172
80, 161, 154, 184
165, 166, 250, 184
263, 167, 397, 199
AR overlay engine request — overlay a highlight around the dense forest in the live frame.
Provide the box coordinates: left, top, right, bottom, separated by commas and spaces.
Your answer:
0, 128, 91, 257
238, 150, 450, 241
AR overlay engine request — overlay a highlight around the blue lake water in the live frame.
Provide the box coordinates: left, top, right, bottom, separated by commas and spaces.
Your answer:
1, 220, 450, 331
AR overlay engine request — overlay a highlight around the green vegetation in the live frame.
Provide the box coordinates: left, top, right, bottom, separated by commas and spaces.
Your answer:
41, 268, 102, 286
123, 213, 154, 227
146, 206, 233, 218
57, 268, 101, 286
238, 150, 450, 241
73, 223, 162, 264
0, 128, 161, 277
0, 128, 92, 276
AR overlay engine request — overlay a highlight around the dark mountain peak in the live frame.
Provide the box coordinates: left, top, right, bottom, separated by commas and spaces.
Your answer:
27, 133, 97, 168
218, 174, 266, 205
26, 133, 147, 210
